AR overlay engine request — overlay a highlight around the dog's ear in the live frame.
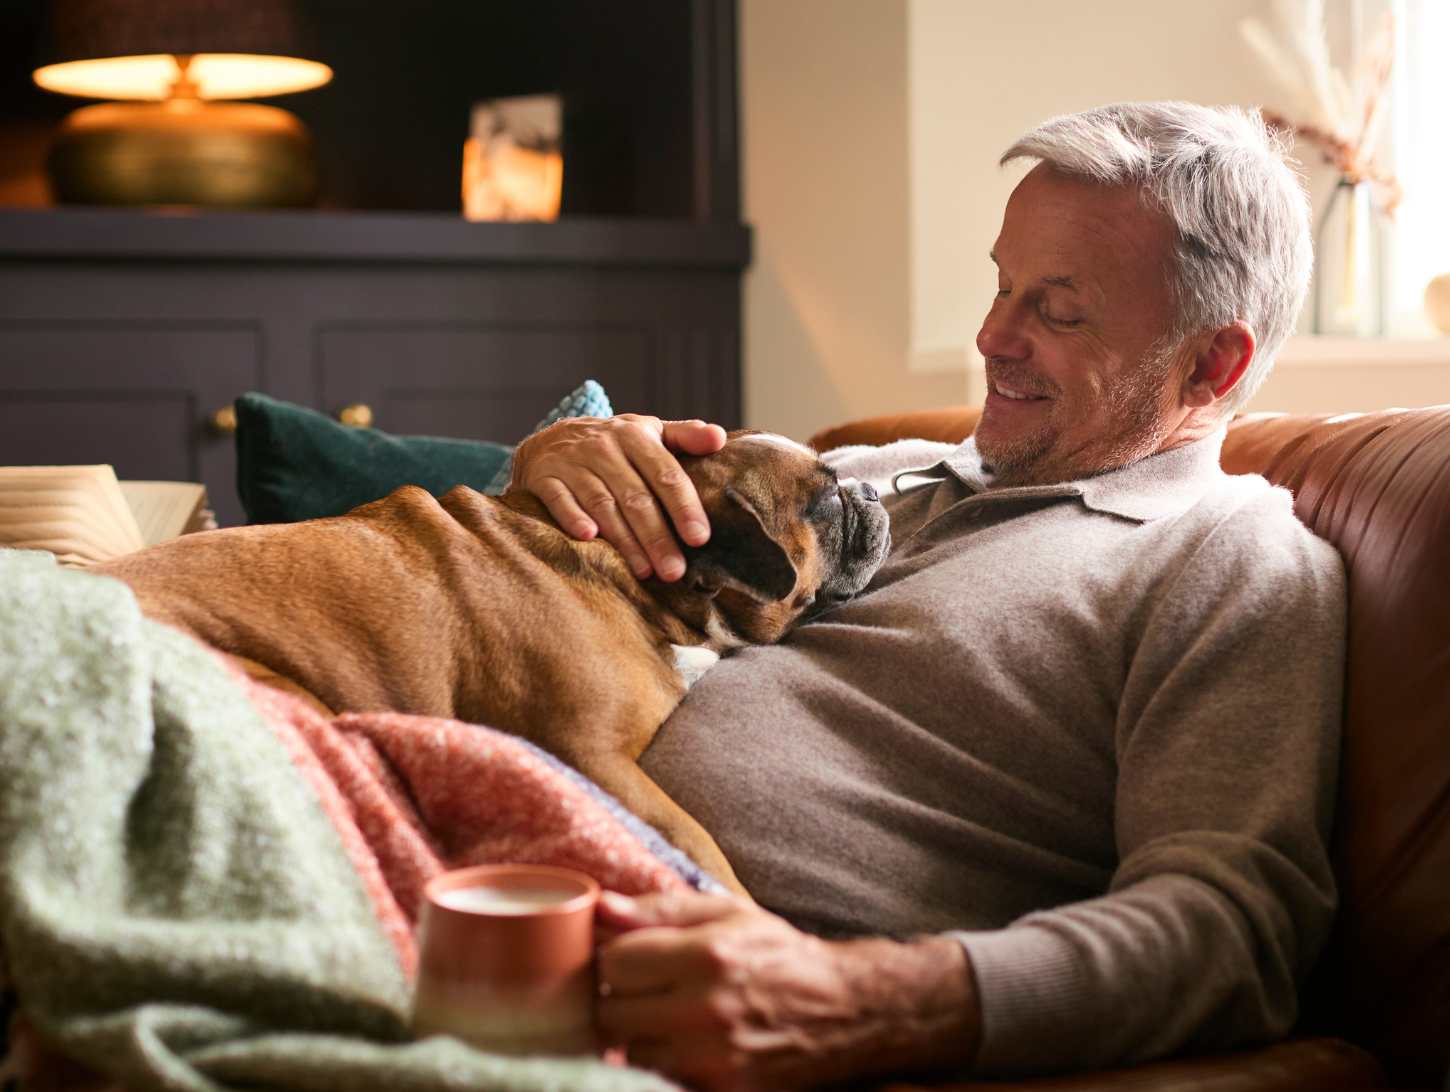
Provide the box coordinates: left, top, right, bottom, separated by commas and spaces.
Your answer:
683, 487, 797, 603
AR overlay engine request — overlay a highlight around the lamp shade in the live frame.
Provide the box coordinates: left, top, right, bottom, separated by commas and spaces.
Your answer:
49, 0, 310, 62
34, 0, 330, 101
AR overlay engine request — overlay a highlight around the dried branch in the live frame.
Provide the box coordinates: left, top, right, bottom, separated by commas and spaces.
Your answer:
1261, 110, 1402, 216
1242, 1, 1400, 216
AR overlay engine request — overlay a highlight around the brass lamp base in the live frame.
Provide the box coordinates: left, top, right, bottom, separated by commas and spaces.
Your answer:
47, 99, 320, 208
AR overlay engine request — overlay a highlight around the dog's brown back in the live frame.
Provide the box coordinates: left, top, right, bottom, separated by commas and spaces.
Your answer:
97, 486, 690, 755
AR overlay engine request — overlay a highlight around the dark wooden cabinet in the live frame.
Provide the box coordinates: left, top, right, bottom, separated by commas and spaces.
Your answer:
0, 1, 745, 530
0, 319, 257, 523
0, 212, 748, 528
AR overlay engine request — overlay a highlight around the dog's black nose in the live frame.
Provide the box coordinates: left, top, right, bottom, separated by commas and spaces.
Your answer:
858, 481, 879, 502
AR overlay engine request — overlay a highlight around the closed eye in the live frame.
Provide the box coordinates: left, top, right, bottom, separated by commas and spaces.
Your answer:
803, 479, 840, 521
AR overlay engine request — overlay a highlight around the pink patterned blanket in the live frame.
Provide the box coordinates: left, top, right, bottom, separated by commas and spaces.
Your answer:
229, 664, 693, 980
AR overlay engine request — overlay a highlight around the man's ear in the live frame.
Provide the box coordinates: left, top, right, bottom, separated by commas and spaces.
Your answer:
1182, 321, 1255, 410
682, 487, 797, 603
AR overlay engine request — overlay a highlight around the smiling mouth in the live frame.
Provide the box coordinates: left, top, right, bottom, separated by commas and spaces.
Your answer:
991, 380, 1049, 401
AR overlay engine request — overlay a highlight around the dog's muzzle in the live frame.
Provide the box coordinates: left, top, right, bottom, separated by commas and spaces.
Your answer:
807, 478, 890, 615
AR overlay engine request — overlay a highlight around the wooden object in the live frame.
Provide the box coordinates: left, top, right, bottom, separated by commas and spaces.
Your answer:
0, 464, 207, 565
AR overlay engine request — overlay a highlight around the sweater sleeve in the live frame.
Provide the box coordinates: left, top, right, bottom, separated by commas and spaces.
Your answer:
949, 489, 1347, 1075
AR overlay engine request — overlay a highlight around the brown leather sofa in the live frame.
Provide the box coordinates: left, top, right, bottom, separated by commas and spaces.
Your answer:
810, 406, 1450, 1092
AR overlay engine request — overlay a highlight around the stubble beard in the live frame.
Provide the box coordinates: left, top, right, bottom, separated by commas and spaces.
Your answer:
973, 362, 1059, 485
977, 340, 1181, 487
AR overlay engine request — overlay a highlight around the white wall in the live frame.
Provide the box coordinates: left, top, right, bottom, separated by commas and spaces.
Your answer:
740, 0, 1450, 439
740, 0, 964, 441
906, 0, 1307, 393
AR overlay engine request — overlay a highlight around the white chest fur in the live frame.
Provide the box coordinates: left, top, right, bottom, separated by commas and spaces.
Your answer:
671, 644, 721, 689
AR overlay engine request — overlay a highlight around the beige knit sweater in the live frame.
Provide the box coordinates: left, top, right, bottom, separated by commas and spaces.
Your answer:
641, 429, 1347, 1075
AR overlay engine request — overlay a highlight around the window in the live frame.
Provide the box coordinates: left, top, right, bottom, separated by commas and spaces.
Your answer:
1390, 0, 1450, 334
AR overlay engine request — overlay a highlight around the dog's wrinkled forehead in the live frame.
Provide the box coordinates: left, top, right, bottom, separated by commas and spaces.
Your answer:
694, 431, 835, 513
673, 429, 889, 642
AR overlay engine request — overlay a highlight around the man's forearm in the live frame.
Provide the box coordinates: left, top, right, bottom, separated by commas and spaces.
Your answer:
813, 934, 981, 1083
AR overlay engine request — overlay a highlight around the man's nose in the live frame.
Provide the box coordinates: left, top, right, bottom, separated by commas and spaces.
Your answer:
977, 298, 1028, 361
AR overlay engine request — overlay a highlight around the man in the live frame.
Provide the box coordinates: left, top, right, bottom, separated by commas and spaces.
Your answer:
511, 102, 1346, 1090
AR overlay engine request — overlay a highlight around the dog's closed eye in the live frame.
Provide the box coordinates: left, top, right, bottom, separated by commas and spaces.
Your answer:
803, 478, 841, 523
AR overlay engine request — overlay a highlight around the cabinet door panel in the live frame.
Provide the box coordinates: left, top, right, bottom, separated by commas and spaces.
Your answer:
0, 394, 192, 478
317, 324, 652, 444
0, 326, 260, 528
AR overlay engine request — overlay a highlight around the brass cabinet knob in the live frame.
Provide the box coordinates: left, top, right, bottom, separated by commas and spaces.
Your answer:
209, 404, 238, 435
338, 403, 373, 429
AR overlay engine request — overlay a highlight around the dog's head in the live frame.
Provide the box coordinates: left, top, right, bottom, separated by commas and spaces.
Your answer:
662, 430, 890, 645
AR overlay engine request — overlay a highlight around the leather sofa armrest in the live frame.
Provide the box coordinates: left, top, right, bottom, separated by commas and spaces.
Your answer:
881, 1037, 1389, 1092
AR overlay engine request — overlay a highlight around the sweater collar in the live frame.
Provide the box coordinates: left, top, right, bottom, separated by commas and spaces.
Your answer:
897, 427, 1230, 523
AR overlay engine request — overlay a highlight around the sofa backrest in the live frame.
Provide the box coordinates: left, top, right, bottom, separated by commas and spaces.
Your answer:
1224, 408, 1450, 1088
810, 405, 1450, 1088
809, 407, 983, 452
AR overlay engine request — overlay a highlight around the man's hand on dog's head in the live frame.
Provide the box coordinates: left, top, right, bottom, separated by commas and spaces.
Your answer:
511, 415, 727, 581
595, 890, 981, 1092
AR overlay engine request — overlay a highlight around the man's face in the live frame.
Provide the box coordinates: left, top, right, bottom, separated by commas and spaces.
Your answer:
973, 164, 1187, 487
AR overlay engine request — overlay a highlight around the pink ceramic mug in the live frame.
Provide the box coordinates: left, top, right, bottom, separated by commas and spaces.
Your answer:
413, 863, 601, 1056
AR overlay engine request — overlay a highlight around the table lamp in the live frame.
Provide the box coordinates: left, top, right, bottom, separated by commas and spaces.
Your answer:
34, 0, 332, 208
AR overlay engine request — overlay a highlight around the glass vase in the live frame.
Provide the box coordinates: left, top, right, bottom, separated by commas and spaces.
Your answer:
1313, 178, 1388, 337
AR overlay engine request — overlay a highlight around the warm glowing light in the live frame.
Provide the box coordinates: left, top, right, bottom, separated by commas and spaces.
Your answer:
462, 138, 563, 223
34, 54, 332, 101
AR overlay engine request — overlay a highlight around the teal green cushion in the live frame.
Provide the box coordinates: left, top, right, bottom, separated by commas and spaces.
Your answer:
235, 381, 613, 525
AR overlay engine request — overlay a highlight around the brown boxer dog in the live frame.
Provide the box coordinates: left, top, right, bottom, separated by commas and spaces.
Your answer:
94, 430, 890, 893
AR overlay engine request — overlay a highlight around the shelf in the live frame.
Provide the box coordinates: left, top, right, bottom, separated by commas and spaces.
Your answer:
0, 207, 752, 269
1, 0, 739, 220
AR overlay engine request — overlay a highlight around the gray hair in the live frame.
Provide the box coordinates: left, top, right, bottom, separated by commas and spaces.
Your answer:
1001, 101, 1312, 415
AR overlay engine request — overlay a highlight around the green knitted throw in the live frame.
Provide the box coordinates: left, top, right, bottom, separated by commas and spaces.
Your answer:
0, 549, 672, 1092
